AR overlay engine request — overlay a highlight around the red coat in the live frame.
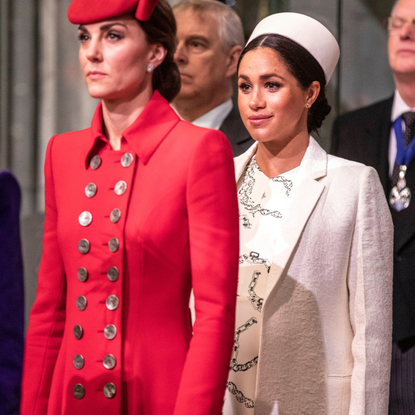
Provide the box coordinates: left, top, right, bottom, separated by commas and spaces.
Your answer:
21, 91, 239, 415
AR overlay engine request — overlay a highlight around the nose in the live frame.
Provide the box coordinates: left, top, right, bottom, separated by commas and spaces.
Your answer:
174, 41, 188, 65
85, 37, 103, 63
399, 20, 415, 40
249, 87, 266, 111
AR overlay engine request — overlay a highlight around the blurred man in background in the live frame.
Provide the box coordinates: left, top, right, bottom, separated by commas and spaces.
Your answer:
172, 0, 253, 156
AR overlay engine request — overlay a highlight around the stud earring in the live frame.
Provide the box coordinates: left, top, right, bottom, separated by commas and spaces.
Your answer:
306, 103, 311, 108
147, 62, 154, 73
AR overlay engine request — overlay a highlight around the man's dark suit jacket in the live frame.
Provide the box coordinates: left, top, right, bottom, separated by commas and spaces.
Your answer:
219, 106, 254, 157
332, 96, 415, 347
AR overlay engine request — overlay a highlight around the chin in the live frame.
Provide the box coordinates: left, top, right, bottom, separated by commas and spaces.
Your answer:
86, 87, 114, 100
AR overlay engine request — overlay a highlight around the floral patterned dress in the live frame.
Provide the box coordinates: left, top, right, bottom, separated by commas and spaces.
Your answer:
224, 156, 298, 415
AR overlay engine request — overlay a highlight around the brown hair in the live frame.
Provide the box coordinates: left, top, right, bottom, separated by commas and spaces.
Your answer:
139, 0, 181, 102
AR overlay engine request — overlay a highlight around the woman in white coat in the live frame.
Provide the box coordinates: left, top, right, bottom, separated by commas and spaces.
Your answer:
223, 13, 393, 415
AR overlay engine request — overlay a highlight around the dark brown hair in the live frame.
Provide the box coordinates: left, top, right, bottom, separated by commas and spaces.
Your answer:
238, 34, 331, 134
138, 0, 181, 102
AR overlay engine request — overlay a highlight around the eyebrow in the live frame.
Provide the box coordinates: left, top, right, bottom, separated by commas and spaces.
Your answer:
186, 35, 210, 44
238, 73, 285, 81
78, 22, 128, 32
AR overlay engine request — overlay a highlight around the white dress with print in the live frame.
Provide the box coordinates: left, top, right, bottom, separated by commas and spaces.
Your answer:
223, 156, 298, 415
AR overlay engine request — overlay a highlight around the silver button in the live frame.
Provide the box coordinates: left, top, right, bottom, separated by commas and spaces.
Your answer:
114, 181, 127, 195
78, 239, 90, 254
73, 384, 85, 399
121, 153, 133, 167
76, 296, 87, 311
110, 208, 121, 223
107, 267, 119, 282
79, 211, 92, 227
103, 383, 116, 399
73, 325, 83, 340
85, 183, 97, 198
77, 267, 88, 282
108, 238, 119, 253
104, 324, 117, 340
90, 155, 101, 170
106, 295, 119, 311
103, 354, 116, 370
73, 354, 85, 370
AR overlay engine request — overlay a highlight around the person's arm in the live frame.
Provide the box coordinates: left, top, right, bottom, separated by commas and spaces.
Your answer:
347, 166, 393, 414
21, 136, 67, 415
173, 129, 239, 415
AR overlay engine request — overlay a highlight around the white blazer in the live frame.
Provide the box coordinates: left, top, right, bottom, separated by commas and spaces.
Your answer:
234, 137, 393, 415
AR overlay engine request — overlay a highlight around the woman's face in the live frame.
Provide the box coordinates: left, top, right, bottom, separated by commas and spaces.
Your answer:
238, 47, 313, 144
78, 15, 164, 101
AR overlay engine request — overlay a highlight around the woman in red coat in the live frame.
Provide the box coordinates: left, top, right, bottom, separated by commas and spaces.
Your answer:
20, 1, 239, 414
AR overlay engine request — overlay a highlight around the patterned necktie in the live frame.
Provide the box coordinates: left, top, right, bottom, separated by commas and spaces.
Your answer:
391, 111, 415, 186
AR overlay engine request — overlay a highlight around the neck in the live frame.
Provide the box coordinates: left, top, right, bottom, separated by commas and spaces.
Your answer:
102, 89, 153, 150
255, 130, 309, 178
395, 73, 415, 108
173, 84, 232, 122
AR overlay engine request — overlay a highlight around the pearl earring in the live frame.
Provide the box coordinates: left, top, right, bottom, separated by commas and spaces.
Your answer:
306, 103, 311, 108
147, 63, 154, 73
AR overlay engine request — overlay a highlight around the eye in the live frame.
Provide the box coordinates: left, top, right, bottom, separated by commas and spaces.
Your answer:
107, 31, 123, 41
265, 81, 281, 91
238, 82, 251, 93
78, 33, 90, 43
188, 40, 207, 53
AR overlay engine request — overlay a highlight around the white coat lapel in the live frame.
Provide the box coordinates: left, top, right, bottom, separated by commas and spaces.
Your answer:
234, 138, 328, 304
234, 142, 258, 181
265, 138, 327, 302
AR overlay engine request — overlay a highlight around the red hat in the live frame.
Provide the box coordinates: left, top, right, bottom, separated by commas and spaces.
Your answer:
68, 0, 159, 24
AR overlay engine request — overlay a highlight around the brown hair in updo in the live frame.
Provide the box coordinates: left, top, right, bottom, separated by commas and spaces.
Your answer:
138, 0, 181, 102
238, 34, 331, 134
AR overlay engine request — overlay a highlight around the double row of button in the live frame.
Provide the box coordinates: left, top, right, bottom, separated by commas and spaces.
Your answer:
77, 266, 119, 282
73, 382, 116, 400
74, 295, 119, 311
73, 324, 117, 340
72, 153, 133, 401
72, 353, 116, 370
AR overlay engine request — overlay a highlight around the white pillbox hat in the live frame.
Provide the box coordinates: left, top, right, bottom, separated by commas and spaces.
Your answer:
247, 13, 340, 84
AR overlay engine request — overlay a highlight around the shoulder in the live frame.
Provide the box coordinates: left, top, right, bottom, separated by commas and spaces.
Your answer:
326, 154, 382, 192
47, 128, 91, 154
171, 119, 231, 150
220, 106, 250, 139
334, 96, 393, 127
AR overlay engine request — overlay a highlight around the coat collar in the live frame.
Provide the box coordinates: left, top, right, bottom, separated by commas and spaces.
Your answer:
85, 91, 180, 168
235, 137, 327, 305
234, 136, 327, 182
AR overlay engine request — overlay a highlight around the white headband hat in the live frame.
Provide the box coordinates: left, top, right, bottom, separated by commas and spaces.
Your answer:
247, 12, 340, 84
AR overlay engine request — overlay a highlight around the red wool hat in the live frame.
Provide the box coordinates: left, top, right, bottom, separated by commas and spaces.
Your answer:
68, 0, 159, 23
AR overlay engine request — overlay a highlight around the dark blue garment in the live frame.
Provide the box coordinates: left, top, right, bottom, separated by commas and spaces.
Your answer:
0, 171, 24, 415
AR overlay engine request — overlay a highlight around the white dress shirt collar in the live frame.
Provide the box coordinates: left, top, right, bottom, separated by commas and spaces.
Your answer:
190, 99, 233, 130
391, 89, 415, 121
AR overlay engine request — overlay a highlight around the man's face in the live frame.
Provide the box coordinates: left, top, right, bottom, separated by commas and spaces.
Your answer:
388, 0, 415, 77
174, 9, 231, 103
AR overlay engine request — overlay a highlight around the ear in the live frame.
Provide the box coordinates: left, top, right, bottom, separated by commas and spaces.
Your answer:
305, 81, 321, 108
148, 43, 167, 70
225, 45, 243, 78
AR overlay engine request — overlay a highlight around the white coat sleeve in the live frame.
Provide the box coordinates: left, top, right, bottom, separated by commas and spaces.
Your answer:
348, 166, 393, 414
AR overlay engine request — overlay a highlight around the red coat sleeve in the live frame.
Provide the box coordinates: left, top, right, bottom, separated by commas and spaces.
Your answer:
21, 136, 67, 414
173, 129, 239, 415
